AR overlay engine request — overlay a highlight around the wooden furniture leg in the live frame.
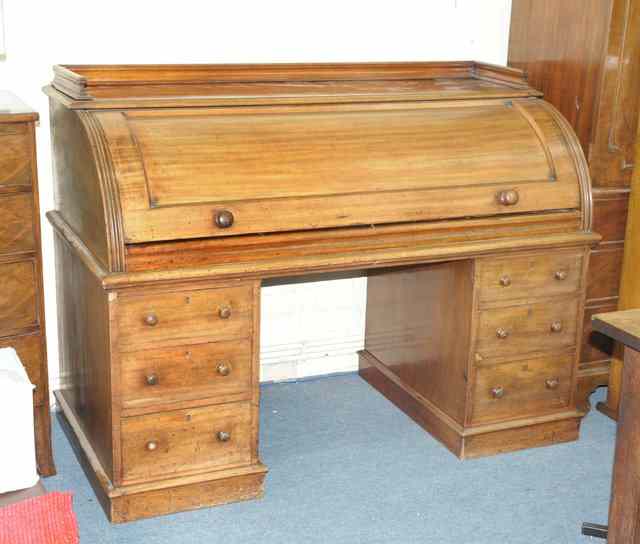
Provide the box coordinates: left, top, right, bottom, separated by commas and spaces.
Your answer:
583, 310, 640, 542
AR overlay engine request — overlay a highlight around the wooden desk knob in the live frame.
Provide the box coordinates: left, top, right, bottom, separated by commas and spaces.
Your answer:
550, 321, 563, 333
545, 378, 560, 390
144, 313, 159, 327
146, 373, 159, 386
554, 270, 568, 281
218, 305, 232, 319
491, 386, 505, 399
214, 210, 234, 229
496, 189, 519, 206
496, 327, 509, 339
499, 275, 512, 287
146, 441, 158, 452
216, 362, 231, 376
217, 431, 231, 443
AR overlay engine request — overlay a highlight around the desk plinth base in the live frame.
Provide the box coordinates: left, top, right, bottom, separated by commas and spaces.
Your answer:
55, 391, 267, 523
358, 350, 581, 459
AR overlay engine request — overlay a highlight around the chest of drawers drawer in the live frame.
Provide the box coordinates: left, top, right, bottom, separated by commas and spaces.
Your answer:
120, 401, 253, 483
471, 352, 573, 424
476, 251, 583, 305
0, 123, 33, 191
475, 298, 579, 360
117, 284, 253, 351
121, 339, 253, 409
0, 260, 37, 333
0, 193, 35, 255
0, 333, 45, 405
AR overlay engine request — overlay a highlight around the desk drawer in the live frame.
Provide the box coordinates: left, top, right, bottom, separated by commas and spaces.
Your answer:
471, 352, 573, 424
0, 193, 35, 255
0, 260, 37, 333
475, 298, 579, 360
118, 285, 253, 351
121, 340, 253, 408
476, 251, 583, 305
121, 402, 253, 483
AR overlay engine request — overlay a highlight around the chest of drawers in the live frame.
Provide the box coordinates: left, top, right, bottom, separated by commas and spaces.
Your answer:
0, 92, 55, 477
45, 62, 599, 521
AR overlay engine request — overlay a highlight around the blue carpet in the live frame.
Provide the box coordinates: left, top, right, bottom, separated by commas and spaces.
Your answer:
45, 374, 615, 543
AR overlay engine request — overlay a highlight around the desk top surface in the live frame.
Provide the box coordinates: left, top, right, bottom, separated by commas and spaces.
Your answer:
47, 61, 540, 109
593, 310, 640, 352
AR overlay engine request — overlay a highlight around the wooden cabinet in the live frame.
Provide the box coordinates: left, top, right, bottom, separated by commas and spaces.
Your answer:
363, 249, 586, 459
509, 0, 640, 410
45, 62, 597, 522
0, 92, 55, 476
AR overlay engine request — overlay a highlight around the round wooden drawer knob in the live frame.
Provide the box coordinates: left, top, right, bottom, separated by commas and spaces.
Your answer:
144, 313, 159, 327
217, 431, 231, 443
554, 270, 568, 281
550, 321, 563, 333
496, 189, 519, 206
545, 378, 560, 390
216, 362, 231, 376
214, 210, 234, 229
491, 386, 505, 399
146, 441, 158, 452
218, 306, 232, 319
499, 275, 512, 287
146, 373, 159, 386
496, 328, 509, 339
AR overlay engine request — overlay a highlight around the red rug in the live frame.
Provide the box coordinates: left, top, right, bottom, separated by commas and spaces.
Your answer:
0, 492, 79, 544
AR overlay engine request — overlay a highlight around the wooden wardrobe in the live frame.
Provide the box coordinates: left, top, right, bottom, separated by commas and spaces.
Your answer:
509, 0, 640, 414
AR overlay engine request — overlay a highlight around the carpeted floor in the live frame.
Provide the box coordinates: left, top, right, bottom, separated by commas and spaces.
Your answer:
44, 374, 615, 543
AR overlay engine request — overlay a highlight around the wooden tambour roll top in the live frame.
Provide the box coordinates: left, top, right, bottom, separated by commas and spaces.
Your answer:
45, 61, 595, 276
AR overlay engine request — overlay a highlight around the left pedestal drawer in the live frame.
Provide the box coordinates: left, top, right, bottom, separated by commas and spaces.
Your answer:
120, 401, 253, 484
120, 339, 253, 409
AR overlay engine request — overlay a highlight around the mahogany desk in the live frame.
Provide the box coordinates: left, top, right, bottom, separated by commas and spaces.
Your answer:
44, 62, 600, 522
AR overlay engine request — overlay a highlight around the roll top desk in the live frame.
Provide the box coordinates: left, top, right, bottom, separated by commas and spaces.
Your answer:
45, 62, 599, 522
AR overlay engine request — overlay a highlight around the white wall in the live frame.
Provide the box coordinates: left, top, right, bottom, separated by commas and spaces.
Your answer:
0, 0, 512, 396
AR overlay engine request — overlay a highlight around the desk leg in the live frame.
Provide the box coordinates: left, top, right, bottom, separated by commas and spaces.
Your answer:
608, 347, 640, 543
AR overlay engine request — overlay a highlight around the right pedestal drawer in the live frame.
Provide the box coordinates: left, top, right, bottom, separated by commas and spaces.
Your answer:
475, 297, 579, 360
471, 351, 573, 424
476, 251, 583, 305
